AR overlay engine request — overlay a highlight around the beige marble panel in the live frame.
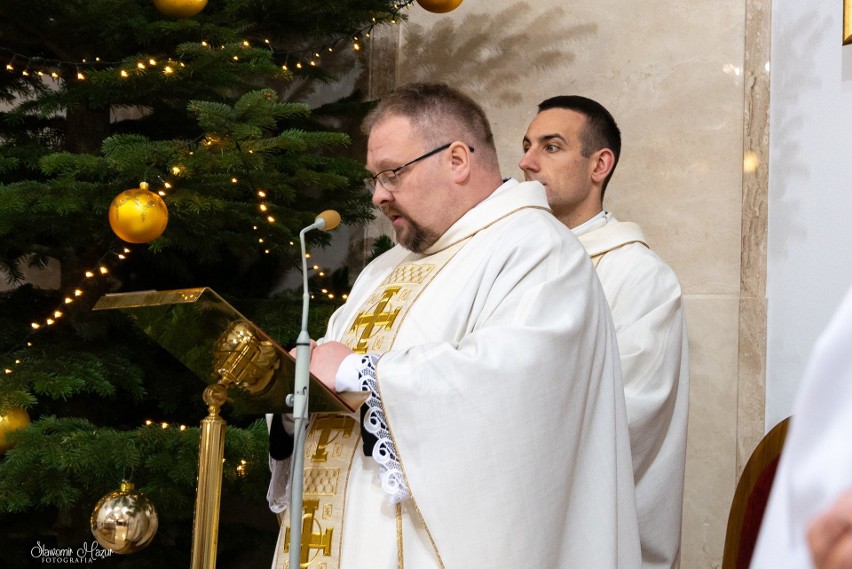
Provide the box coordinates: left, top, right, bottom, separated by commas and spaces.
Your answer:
737, 0, 772, 474
398, 0, 745, 296
682, 294, 740, 569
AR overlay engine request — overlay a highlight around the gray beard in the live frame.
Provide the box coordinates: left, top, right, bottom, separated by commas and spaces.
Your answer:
394, 216, 439, 253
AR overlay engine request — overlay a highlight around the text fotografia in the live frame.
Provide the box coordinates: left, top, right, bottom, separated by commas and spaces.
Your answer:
31, 541, 113, 563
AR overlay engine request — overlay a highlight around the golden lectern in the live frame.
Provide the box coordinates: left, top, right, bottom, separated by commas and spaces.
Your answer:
93, 287, 364, 569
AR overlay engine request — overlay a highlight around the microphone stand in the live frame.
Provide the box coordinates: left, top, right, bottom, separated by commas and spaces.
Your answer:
287, 211, 339, 569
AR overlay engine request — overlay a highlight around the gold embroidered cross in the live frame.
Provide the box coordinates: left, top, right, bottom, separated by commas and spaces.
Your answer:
310, 415, 355, 462
349, 286, 401, 353
285, 499, 333, 564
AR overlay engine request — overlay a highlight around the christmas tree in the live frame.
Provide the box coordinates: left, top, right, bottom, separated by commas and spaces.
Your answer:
0, 1, 409, 567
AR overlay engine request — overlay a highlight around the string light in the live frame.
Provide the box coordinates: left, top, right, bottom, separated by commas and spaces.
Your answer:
4, 246, 135, 372
0, 2, 415, 82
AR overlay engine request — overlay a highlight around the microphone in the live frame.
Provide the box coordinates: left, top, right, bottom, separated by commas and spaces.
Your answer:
287, 209, 339, 569
315, 209, 341, 231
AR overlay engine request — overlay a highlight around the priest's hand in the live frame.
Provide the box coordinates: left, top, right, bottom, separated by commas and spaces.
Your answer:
308, 341, 354, 391
808, 489, 852, 569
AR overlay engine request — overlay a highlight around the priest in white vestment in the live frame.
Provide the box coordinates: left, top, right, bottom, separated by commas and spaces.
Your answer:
267, 83, 641, 569
519, 95, 689, 569
750, 284, 852, 569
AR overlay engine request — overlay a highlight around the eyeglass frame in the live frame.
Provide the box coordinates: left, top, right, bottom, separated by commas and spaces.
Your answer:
364, 142, 475, 194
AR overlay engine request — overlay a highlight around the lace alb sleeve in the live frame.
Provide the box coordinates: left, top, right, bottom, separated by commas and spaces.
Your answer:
356, 353, 410, 504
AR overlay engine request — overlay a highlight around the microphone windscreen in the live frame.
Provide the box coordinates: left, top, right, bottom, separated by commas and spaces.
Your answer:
316, 209, 341, 231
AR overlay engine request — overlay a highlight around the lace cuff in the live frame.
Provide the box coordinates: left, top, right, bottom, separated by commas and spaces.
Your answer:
357, 353, 410, 504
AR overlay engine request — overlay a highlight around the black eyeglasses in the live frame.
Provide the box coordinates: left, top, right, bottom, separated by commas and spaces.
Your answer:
364, 143, 475, 194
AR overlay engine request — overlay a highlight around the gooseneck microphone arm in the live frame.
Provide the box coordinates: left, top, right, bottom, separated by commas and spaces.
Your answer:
287, 210, 340, 569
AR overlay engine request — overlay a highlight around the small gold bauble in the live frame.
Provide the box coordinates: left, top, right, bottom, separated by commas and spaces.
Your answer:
153, 0, 207, 18
416, 0, 464, 13
0, 407, 31, 455
108, 183, 169, 244
91, 481, 159, 554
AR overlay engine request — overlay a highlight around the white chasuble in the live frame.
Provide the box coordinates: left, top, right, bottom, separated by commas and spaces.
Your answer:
575, 213, 689, 569
271, 179, 641, 569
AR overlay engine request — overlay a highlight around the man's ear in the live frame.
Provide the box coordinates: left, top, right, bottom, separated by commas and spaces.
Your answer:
590, 148, 615, 185
448, 141, 473, 183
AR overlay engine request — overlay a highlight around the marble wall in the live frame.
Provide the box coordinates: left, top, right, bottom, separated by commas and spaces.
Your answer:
364, 0, 768, 567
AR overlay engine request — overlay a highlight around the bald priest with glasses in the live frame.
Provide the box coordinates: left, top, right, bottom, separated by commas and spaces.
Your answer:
267, 82, 641, 569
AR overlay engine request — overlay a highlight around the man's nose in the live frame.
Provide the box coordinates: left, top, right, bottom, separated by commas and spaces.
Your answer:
519, 149, 538, 173
371, 183, 394, 206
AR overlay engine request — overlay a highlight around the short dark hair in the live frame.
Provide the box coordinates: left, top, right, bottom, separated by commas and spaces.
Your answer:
537, 95, 621, 195
362, 82, 498, 168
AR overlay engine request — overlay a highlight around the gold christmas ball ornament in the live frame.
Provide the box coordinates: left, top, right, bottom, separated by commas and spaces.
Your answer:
108, 183, 169, 244
416, 0, 464, 13
0, 407, 31, 455
91, 481, 159, 554
153, 0, 207, 18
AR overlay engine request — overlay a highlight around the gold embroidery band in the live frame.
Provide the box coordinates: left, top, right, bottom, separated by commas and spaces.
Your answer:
341, 241, 468, 356
278, 414, 359, 569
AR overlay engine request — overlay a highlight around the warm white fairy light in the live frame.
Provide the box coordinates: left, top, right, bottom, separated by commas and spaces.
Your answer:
12, 246, 132, 349
1, 0, 412, 83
